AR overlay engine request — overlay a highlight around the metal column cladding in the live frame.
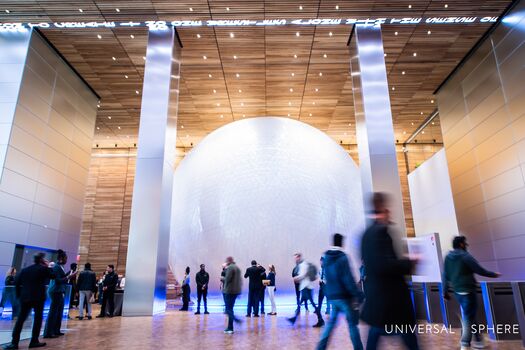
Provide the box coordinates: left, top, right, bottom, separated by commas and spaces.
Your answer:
123, 26, 181, 316
349, 24, 407, 242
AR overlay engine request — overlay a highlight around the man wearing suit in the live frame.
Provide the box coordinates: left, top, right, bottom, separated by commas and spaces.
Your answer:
44, 250, 77, 339
4, 253, 50, 349
97, 265, 119, 317
244, 260, 265, 317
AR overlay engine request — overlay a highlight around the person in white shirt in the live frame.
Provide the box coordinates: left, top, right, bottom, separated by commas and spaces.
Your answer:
287, 253, 324, 327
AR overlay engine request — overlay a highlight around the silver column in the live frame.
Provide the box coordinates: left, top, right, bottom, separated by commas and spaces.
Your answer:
349, 24, 406, 239
122, 26, 181, 316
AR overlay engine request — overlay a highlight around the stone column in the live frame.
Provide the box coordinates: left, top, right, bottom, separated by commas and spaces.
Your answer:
349, 24, 406, 239
123, 26, 181, 316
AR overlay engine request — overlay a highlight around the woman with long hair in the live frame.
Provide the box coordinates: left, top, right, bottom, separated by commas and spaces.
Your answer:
0, 267, 18, 317
266, 264, 277, 315
180, 266, 191, 311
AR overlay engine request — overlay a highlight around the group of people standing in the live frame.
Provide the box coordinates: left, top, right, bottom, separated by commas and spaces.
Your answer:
2, 248, 121, 350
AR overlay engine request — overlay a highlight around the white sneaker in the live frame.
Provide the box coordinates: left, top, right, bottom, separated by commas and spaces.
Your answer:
472, 341, 486, 349
461, 346, 470, 350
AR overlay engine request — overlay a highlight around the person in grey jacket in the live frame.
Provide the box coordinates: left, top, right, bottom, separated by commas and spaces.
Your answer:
223, 256, 242, 334
77, 263, 97, 320
443, 236, 500, 350
44, 250, 77, 339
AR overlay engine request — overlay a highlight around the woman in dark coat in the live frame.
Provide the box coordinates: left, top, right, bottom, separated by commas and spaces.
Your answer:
360, 192, 419, 350
180, 266, 191, 311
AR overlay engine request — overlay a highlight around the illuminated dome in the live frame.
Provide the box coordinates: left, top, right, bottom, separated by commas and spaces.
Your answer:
169, 117, 364, 293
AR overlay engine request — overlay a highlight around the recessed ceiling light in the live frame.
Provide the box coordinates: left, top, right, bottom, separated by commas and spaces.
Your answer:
403, 131, 407, 134
78, 8, 83, 13
413, 52, 417, 57
242, 114, 246, 118
186, 134, 189, 138
427, 30, 431, 35
296, 32, 300, 37
291, 73, 295, 76
117, 126, 121, 130
420, 112, 424, 115
97, 104, 100, 108
288, 113, 291, 117
335, 5, 339, 10
96, 126, 100, 130
230, 33, 235, 38
208, 74, 212, 78
402, 71, 406, 75
394, 31, 398, 36
315, 88, 319, 92
312, 102, 316, 105
236, 73, 240, 78
197, 34, 201, 38
323, 54, 327, 58
5, 9, 10, 13
189, 7, 193, 11
299, 5, 303, 10
288, 102, 292, 106
422, 131, 425, 134
142, 56, 146, 60
135, 90, 139, 94
220, 114, 224, 118
238, 89, 242, 93
309, 113, 312, 116
213, 89, 217, 93
233, 55, 237, 59
216, 103, 220, 107
203, 55, 207, 60
408, 4, 412, 9
294, 54, 298, 59
289, 88, 293, 92
116, 8, 120, 12
392, 86, 396, 90
431, 122, 435, 125
130, 34, 135, 39
112, 56, 116, 61
226, 7, 230, 11
97, 34, 102, 39
241, 102, 244, 106
125, 75, 129, 78
411, 122, 414, 125
384, 53, 387, 57
348, 123, 351, 126
108, 116, 112, 119
444, 4, 448, 8
319, 72, 323, 76
329, 32, 333, 37
431, 99, 434, 103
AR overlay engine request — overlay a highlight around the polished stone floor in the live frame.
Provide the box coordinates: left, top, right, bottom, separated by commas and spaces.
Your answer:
1, 303, 522, 350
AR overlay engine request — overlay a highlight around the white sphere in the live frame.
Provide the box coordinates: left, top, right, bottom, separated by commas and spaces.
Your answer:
170, 117, 364, 293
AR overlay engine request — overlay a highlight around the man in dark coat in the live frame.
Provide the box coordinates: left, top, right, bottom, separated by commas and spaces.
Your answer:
244, 260, 265, 317
44, 250, 76, 339
97, 265, 118, 317
360, 192, 419, 350
4, 253, 50, 349
195, 264, 210, 315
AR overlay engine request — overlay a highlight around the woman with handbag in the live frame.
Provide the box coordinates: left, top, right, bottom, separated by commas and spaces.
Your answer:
265, 265, 277, 315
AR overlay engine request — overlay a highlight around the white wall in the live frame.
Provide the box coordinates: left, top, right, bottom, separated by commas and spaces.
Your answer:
0, 30, 97, 282
408, 149, 459, 255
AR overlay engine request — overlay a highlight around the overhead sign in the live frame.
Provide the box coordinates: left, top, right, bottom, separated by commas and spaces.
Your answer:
0, 16, 499, 32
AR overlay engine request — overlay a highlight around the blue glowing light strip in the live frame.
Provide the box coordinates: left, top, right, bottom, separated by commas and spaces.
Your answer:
0, 16, 499, 32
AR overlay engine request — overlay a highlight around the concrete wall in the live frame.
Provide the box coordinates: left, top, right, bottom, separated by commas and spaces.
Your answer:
408, 149, 459, 255
436, 0, 525, 280
0, 30, 98, 283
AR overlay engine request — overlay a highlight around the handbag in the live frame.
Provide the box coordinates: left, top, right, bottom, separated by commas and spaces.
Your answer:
262, 279, 270, 286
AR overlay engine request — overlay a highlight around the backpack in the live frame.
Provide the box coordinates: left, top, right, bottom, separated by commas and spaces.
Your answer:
307, 263, 318, 281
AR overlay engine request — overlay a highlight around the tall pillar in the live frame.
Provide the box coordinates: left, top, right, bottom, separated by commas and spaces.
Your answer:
349, 24, 406, 239
123, 26, 181, 316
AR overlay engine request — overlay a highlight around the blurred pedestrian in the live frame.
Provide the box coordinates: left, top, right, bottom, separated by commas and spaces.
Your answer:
223, 256, 242, 334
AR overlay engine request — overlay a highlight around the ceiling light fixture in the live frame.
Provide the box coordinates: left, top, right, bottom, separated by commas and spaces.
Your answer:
384, 53, 387, 57
226, 7, 230, 11
116, 8, 120, 12
444, 4, 448, 8
413, 52, 417, 57
296, 32, 300, 37
299, 5, 303, 10
427, 30, 431, 35
189, 7, 193, 11
197, 34, 201, 38
118, 126, 121, 130
142, 56, 146, 60
323, 54, 327, 58
241, 102, 244, 106
130, 34, 135, 39
242, 114, 245, 118
203, 55, 207, 60
335, 5, 339, 10
291, 73, 295, 76
112, 56, 116, 61
431, 99, 435, 103
289, 88, 293, 92
313, 101, 316, 105
230, 32, 234, 38
216, 103, 220, 107
5, 9, 10, 13
96, 126, 100, 130
236, 73, 240, 78
97, 104, 100, 108
233, 55, 237, 59
208, 74, 212, 78
238, 89, 242, 93
319, 72, 323, 76
78, 8, 83, 13
315, 88, 319, 92
97, 34, 102, 39
220, 114, 224, 118
108, 116, 112, 119
125, 75, 129, 78
135, 90, 139, 94
394, 31, 398, 36
213, 89, 217, 93
402, 71, 406, 75
392, 86, 395, 90
309, 113, 312, 116
288, 113, 291, 117
294, 54, 298, 59
329, 32, 333, 37
288, 102, 292, 106
408, 4, 412, 9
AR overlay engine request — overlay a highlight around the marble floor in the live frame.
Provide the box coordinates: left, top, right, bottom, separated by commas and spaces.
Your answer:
1, 303, 523, 350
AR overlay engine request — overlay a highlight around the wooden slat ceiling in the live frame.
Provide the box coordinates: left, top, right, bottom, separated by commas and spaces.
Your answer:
0, 0, 513, 148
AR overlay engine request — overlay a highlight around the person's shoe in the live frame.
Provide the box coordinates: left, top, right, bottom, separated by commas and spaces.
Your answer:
223, 329, 234, 334
87, 316, 92, 320
107, 314, 113, 318
204, 311, 210, 314
78, 317, 84, 320
96, 314, 105, 318
194, 311, 201, 315
3, 343, 18, 349
472, 341, 486, 349
253, 314, 259, 317
460, 346, 470, 350
245, 314, 251, 317
233, 317, 242, 324
42, 335, 58, 339
313, 321, 325, 328
28, 342, 46, 348
287, 317, 296, 325
57, 332, 65, 336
